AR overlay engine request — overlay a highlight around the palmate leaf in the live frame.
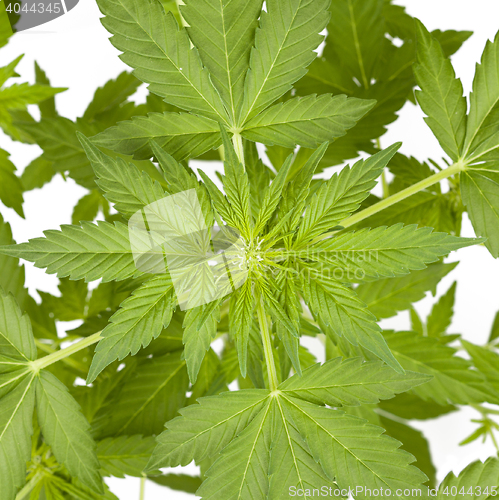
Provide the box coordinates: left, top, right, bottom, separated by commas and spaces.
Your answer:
150, 361, 429, 498
241, 94, 375, 149
87, 276, 176, 383
0, 221, 142, 283
181, 0, 264, 121
307, 224, 479, 280
97, 352, 188, 437
437, 457, 499, 500
237, 0, 330, 125
384, 330, 499, 406
413, 21, 467, 161
461, 163, 499, 258
96, 0, 229, 123
93, 111, 221, 161
35, 371, 103, 494
97, 435, 156, 478
78, 133, 167, 218
294, 144, 401, 246
300, 276, 402, 373
462, 340, 499, 393
357, 262, 457, 320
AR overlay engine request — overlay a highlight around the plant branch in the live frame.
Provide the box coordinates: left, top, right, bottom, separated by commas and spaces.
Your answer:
34, 339, 89, 374
256, 293, 279, 392
313, 161, 466, 244
31, 332, 102, 372
232, 132, 245, 168
139, 475, 146, 500
15, 471, 44, 500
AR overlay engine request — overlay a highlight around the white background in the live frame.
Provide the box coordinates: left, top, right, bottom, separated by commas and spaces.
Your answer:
1, 1, 499, 498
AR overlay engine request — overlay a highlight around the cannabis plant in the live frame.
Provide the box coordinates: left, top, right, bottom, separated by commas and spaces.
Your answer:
1, 0, 499, 498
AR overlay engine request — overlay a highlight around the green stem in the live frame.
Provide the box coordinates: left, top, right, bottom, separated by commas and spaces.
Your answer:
139, 476, 146, 500
31, 332, 102, 372
313, 161, 466, 244
35, 339, 89, 373
15, 471, 44, 500
232, 132, 245, 169
256, 294, 279, 392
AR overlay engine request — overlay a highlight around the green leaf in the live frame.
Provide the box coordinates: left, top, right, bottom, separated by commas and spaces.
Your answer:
242, 94, 375, 149
72, 190, 108, 225
295, 144, 401, 245
229, 280, 254, 378
0, 147, 24, 217
84, 71, 142, 122
461, 163, 499, 257
413, 20, 467, 161
279, 357, 431, 407
238, 0, 330, 124
35, 371, 102, 494
39, 278, 88, 322
0, 82, 65, 112
326, 0, 385, 89
356, 262, 457, 320
0, 373, 37, 500
183, 302, 221, 384
379, 415, 437, 488
97, 435, 156, 478
78, 133, 166, 218
88, 276, 175, 383
308, 225, 478, 280
437, 457, 499, 500
34, 61, 58, 119
379, 392, 456, 421
426, 281, 456, 337
20, 156, 56, 192
146, 389, 269, 471
462, 340, 499, 393
464, 30, 499, 160
181, 0, 263, 121
300, 275, 403, 373
384, 330, 499, 405
96, 0, 229, 122
92, 112, 220, 161
0, 287, 36, 362
0, 221, 142, 283
149, 474, 203, 494
97, 352, 188, 437
489, 311, 499, 343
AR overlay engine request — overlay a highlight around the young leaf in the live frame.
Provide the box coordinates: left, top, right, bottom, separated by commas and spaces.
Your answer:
384, 330, 499, 405
241, 94, 375, 149
96, 0, 229, 123
238, 0, 329, 124
181, 0, 264, 120
414, 20, 467, 161
279, 357, 431, 407
35, 371, 103, 494
0, 221, 142, 283
88, 276, 175, 383
97, 435, 156, 478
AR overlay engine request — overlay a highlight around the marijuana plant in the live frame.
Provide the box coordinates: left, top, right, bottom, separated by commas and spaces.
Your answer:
1, 0, 499, 498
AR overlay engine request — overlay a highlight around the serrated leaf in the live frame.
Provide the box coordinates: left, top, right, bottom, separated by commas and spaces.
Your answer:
0, 373, 36, 500
384, 330, 499, 405
0, 147, 24, 217
489, 311, 499, 343
78, 133, 166, 218
88, 276, 175, 383
427, 282, 456, 337
97, 352, 188, 437
379, 392, 456, 421
181, 0, 263, 121
295, 144, 401, 245
413, 20, 467, 161
0, 221, 142, 283
35, 371, 102, 494
462, 340, 499, 394
34, 61, 58, 119
242, 94, 375, 149
308, 224, 478, 280
279, 357, 431, 407
461, 163, 499, 257
96, 0, 229, 122
437, 457, 499, 500
92, 112, 220, 161
149, 473, 203, 494
97, 435, 156, 478
238, 0, 330, 124
357, 262, 457, 320
72, 190, 107, 225
20, 156, 56, 192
